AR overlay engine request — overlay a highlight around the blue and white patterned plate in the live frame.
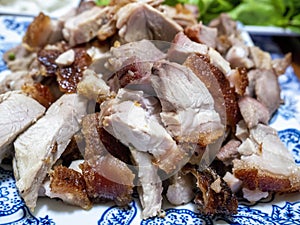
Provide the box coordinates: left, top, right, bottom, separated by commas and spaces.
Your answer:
0, 15, 300, 225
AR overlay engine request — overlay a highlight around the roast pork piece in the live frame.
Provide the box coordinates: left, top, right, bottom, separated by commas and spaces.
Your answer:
116, 2, 183, 43
81, 113, 134, 206
23, 13, 63, 50
101, 88, 188, 174
106, 39, 166, 73
13, 93, 88, 210
183, 164, 238, 215
131, 149, 163, 219
233, 124, 300, 195
0, 91, 45, 162
247, 69, 281, 115
151, 60, 224, 145
63, 6, 113, 46
238, 96, 270, 129
48, 165, 92, 210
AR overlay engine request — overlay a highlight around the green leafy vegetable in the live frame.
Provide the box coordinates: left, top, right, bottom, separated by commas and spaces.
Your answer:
95, 0, 110, 6
162, 0, 300, 33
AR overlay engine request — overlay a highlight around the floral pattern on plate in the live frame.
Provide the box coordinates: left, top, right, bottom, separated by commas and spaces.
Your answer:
0, 15, 300, 225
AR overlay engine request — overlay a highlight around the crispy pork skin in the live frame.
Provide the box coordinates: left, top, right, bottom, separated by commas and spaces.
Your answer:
23, 13, 63, 50
116, 2, 182, 43
13, 93, 88, 210
81, 113, 132, 164
38, 45, 92, 93
80, 158, 134, 206
49, 165, 92, 209
151, 60, 224, 145
183, 165, 238, 215
0, 91, 45, 162
81, 113, 134, 206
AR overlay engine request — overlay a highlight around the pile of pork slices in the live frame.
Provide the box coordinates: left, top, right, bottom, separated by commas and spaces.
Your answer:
1, 0, 299, 220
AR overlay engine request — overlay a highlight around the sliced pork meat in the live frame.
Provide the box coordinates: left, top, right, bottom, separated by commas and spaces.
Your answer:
238, 96, 270, 128
106, 40, 165, 93
184, 22, 218, 49
235, 120, 249, 142
272, 53, 292, 76
249, 46, 272, 70
106, 39, 165, 73
131, 150, 163, 219
80, 157, 134, 206
208, 13, 239, 54
158, 4, 197, 28
116, 2, 182, 43
216, 139, 241, 165
168, 32, 230, 76
223, 172, 242, 193
233, 124, 300, 194
13, 93, 88, 210
63, 6, 114, 46
209, 13, 238, 37
0, 71, 34, 94
48, 165, 92, 209
252, 69, 281, 115
166, 171, 195, 205
225, 45, 254, 69
167, 32, 208, 64
151, 60, 224, 145
0, 91, 45, 162
101, 88, 189, 174
183, 164, 238, 215
81, 113, 109, 160
108, 61, 154, 93
183, 54, 238, 128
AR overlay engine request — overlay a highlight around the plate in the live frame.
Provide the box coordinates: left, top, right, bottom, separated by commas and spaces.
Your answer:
0, 0, 80, 18
243, 25, 300, 37
0, 15, 300, 225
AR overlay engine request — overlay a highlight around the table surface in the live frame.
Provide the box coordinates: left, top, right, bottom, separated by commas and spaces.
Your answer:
273, 36, 300, 79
